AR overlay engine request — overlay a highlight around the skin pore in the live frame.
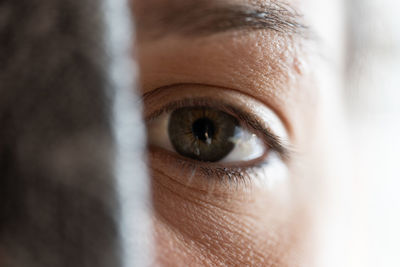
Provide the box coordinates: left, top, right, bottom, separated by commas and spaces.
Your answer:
132, 0, 344, 266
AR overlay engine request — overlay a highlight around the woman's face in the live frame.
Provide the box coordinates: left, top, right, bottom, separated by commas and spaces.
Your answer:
132, 0, 345, 265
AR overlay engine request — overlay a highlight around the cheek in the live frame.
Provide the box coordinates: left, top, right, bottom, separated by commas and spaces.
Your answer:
151, 167, 313, 267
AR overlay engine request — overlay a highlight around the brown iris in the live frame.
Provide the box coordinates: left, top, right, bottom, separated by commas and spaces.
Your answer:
168, 107, 239, 162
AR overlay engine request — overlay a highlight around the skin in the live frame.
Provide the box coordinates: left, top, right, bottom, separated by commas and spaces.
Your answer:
133, 0, 345, 266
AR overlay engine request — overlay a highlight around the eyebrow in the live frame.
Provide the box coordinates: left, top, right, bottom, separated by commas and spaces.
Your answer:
136, 0, 308, 39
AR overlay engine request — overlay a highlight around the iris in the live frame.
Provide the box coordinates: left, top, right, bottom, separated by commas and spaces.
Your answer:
168, 107, 239, 162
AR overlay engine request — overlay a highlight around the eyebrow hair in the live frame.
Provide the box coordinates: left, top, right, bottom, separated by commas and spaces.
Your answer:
136, 0, 308, 39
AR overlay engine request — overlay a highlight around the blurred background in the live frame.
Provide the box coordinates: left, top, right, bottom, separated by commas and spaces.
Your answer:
331, 0, 400, 266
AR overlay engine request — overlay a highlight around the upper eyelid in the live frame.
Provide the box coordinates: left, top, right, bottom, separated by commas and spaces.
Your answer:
141, 83, 294, 137
144, 97, 292, 161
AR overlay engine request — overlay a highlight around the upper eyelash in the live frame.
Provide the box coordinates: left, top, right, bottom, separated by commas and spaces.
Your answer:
145, 97, 292, 161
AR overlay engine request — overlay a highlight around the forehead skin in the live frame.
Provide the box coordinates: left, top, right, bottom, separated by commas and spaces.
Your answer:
132, 0, 344, 266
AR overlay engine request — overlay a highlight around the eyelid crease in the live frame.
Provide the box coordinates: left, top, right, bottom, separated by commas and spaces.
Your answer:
145, 97, 292, 161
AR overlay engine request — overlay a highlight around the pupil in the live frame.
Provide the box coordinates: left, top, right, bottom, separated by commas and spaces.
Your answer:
192, 118, 215, 142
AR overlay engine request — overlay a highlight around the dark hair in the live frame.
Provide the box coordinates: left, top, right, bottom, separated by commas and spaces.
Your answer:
0, 1, 121, 266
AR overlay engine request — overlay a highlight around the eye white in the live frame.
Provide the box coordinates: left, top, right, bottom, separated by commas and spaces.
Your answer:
221, 127, 265, 162
147, 111, 266, 163
147, 113, 175, 152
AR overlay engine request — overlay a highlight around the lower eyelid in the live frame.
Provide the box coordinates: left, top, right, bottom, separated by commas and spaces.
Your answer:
148, 146, 254, 192
148, 145, 289, 194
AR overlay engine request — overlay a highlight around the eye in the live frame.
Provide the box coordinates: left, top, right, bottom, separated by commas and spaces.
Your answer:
147, 106, 267, 163
144, 92, 290, 186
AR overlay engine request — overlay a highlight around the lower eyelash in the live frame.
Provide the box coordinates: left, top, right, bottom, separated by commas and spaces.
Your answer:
149, 145, 272, 189
180, 160, 277, 192
198, 164, 268, 186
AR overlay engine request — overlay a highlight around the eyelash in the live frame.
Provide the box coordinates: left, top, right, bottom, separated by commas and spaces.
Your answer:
149, 146, 270, 186
145, 97, 290, 185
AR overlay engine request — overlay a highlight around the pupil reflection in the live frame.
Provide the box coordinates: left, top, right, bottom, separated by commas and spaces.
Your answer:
192, 118, 215, 144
